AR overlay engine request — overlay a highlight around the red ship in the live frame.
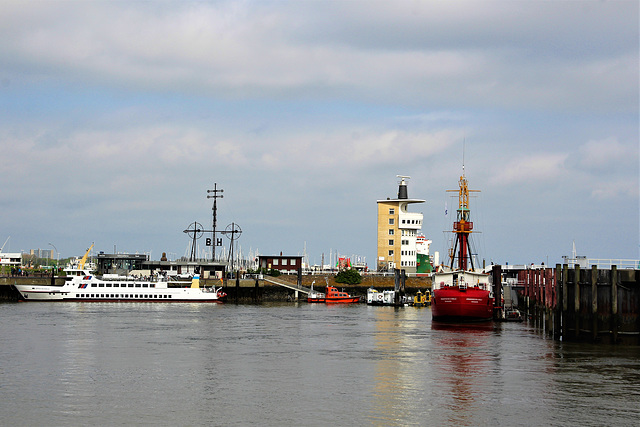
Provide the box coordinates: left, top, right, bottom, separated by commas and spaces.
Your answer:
432, 171, 494, 322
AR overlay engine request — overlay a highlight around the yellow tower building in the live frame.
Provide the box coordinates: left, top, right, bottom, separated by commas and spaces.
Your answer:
376, 176, 425, 273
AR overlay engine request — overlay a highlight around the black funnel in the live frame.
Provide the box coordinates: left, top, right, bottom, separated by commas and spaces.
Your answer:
397, 176, 409, 199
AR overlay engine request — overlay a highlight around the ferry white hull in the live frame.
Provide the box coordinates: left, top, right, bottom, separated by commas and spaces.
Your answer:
14, 273, 226, 302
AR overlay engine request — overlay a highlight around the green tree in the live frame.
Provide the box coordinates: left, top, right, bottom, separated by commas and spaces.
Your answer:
335, 268, 362, 285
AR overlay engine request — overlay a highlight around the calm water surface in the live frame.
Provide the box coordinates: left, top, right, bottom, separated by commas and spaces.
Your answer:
1, 302, 639, 426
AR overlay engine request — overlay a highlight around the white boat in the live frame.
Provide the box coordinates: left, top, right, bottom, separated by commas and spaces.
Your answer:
14, 246, 227, 303
366, 288, 411, 306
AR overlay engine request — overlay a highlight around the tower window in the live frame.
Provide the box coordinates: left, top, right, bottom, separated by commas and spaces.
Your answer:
389, 208, 395, 215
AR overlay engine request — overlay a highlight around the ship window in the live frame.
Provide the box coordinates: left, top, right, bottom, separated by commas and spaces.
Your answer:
135, 284, 141, 288
106, 283, 112, 287
91, 284, 97, 287
169, 295, 172, 298
143, 284, 148, 288
99, 283, 104, 287
128, 284, 134, 287
150, 284, 155, 288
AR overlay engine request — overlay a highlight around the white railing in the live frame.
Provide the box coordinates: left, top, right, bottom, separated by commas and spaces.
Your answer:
586, 259, 640, 269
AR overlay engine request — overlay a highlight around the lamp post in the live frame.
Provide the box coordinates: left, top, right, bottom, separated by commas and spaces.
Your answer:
48, 243, 58, 270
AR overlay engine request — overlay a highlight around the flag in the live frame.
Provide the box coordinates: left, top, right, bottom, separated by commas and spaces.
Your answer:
445, 202, 448, 216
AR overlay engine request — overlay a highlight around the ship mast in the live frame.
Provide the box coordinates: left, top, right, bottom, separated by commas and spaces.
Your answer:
447, 171, 480, 271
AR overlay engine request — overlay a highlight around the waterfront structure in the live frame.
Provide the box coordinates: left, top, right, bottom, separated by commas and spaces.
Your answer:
257, 254, 303, 274
376, 176, 425, 274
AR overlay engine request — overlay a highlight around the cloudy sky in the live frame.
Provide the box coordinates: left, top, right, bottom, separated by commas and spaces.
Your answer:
1, 1, 637, 267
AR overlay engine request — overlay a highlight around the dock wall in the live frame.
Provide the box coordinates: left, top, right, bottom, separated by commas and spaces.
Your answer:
518, 265, 640, 344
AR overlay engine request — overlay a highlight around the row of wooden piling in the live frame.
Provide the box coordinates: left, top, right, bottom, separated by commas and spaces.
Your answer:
517, 264, 639, 344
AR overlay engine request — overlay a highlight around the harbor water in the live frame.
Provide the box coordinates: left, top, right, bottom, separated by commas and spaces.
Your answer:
1, 302, 639, 426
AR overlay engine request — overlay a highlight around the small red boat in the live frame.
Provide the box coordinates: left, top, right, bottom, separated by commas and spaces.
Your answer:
324, 286, 361, 303
308, 285, 360, 303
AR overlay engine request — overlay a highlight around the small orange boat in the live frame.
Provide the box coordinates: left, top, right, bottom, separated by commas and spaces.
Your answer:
324, 286, 361, 304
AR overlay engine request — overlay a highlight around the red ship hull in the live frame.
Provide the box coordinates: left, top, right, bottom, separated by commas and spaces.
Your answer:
432, 287, 493, 322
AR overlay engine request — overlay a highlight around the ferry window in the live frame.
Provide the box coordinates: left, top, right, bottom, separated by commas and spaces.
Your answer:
99, 283, 104, 287
113, 283, 119, 288
150, 284, 155, 288
142, 284, 148, 288
135, 284, 141, 288
91, 284, 97, 287
106, 283, 112, 287
169, 295, 172, 298
128, 284, 133, 288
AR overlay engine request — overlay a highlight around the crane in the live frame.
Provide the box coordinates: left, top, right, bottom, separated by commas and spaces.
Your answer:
1, 236, 10, 252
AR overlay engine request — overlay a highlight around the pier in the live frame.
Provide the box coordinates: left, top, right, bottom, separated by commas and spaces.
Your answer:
507, 264, 640, 344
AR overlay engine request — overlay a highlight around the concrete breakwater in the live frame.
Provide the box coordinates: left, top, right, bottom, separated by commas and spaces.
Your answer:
0, 275, 432, 302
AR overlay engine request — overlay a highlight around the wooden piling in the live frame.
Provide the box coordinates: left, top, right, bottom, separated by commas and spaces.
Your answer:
591, 265, 598, 341
554, 264, 562, 340
611, 265, 618, 343
574, 264, 580, 339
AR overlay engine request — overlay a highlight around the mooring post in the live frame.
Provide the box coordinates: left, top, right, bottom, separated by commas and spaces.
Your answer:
562, 264, 569, 338
254, 278, 259, 303
235, 273, 239, 303
492, 264, 502, 320
554, 264, 562, 340
611, 265, 618, 343
574, 264, 581, 340
591, 265, 598, 341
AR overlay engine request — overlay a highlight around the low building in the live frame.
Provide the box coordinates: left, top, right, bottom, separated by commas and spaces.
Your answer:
257, 255, 303, 274
96, 253, 149, 276
0, 252, 22, 266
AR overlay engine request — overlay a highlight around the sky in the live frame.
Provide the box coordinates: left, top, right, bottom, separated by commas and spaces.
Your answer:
0, 0, 638, 268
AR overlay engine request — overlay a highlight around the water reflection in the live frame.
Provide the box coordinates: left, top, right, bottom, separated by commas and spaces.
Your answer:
369, 307, 426, 425
431, 322, 495, 426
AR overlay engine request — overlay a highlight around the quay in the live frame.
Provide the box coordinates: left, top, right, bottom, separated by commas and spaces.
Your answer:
0, 273, 432, 303
502, 264, 640, 345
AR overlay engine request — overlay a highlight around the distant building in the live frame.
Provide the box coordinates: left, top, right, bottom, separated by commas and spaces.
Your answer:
257, 254, 303, 274
376, 176, 425, 274
30, 249, 54, 259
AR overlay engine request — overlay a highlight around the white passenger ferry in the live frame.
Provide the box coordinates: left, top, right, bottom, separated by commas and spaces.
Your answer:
14, 247, 227, 303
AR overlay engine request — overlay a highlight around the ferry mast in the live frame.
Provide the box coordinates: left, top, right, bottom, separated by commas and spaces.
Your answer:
447, 172, 480, 271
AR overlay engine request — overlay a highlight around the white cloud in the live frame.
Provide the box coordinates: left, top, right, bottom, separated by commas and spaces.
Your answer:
579, 137, 637, 170
489, 153, 568, 185
0, 1, 636, 111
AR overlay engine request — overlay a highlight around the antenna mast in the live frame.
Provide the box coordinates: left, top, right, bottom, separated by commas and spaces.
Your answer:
207, 183, 224, 262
